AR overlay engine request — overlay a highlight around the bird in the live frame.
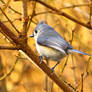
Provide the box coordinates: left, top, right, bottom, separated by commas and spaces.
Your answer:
30, 21, 91, 72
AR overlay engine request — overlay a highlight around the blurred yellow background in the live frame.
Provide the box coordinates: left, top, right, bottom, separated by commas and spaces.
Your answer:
0, 0, 92, 92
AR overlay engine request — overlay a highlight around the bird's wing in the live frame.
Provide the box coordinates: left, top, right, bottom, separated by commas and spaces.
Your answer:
37, 36, 72, 54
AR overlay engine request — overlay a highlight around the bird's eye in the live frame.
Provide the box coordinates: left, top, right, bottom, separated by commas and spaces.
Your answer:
35, 30, 37, 33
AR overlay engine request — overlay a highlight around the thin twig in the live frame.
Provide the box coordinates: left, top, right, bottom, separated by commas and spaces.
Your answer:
0, 0, 22, 15
22, 84, 29, 92
63, 79, 78, 92
71, 54, 77, 86
61, 56, 69, 73
89, 1, 92, 26
22, 0, 28, 38
0, 53, 20, 80
60, 3, 91, 10
0, 7, 20, 34
85, 57, 91, 75
0, 45, 20, 50
49, 80, 53, 92
1, 18, 22, 23
70, 29, 75, 44
27, 0, 37, 32
81, 73, 84, 92
75, 57, 91, 89
31, 0, 92, 30
45, 59, 53, 92
61, 29, 75, 73
0, 56, 7, 92
70, 29, 77, 86
44, 59, 49, 92
28, 3, 91, 16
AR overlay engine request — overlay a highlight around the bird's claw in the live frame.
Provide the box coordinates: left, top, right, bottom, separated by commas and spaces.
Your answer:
51, 67, 55, 74
39, 56, 43, 64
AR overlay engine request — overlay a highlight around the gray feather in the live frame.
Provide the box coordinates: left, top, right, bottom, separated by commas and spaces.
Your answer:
36, 23, 72, 54
35, 22, 90, 56
70, 49, 91, 56
37, 36, 72, 54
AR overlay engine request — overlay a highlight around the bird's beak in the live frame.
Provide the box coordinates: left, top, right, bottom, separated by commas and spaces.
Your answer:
30, 34, 34, 37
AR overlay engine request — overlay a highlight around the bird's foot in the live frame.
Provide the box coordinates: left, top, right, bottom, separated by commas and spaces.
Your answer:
51, 67, 55, 74
39, 56, 43, 64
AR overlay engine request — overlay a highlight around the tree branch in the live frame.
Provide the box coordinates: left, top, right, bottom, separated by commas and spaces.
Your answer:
30, 0, 92, 30
22, 0, 28, 40
0, 56, 7, 92
0, 46, 20, 50
0, 53, 19, 80
27, 0, 37, 32
0, 21, 76, 92
0, 7, 20, 34
0, 0, 22, 15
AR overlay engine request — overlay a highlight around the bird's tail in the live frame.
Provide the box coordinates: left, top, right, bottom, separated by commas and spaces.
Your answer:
68, 49, 91, 56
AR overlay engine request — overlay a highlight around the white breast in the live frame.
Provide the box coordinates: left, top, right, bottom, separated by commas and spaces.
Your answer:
36, 42, 66, 61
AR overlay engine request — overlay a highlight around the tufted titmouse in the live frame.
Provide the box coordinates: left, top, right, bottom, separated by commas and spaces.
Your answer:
30, 21, 91, 72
